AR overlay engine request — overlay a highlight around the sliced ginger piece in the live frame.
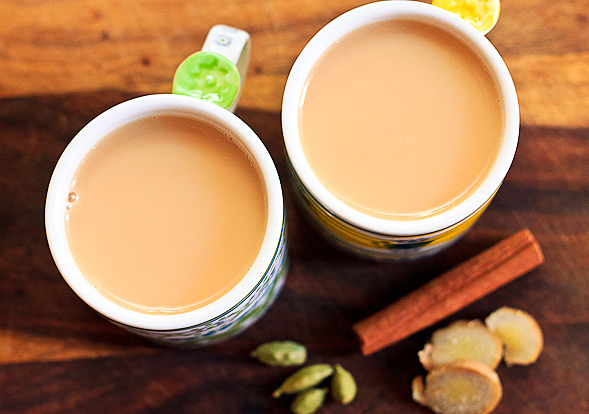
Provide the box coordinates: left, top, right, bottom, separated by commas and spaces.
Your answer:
418, 320, 503, 370
412, 360, 502, 414
485, 307, 543, 366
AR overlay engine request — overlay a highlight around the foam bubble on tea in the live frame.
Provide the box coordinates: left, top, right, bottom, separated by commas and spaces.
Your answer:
65, 115, 267, 314
299, 20, 503, 220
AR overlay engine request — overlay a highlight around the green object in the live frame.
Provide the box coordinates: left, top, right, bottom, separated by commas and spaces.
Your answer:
330, 364, 357, 405
250, 340, 307, 367
173, 51, 240, 109
290, 388, 329, 414
272, 364, 334, 398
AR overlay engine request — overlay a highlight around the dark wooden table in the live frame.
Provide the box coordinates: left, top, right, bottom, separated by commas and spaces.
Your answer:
0, 1, 587, 413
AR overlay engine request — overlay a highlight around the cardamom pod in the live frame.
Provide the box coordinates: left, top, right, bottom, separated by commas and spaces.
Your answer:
290, 387, 329, 414
250, 340, 307, 366
272, 364, 334, 398
330, 364, 357, 405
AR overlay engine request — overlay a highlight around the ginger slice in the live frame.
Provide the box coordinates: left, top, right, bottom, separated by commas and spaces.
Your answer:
485, 307, 543, 366
418, 320, 503, 370
412, 360, 502, 414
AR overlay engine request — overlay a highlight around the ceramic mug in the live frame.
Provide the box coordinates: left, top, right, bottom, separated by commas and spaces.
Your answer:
46, 26, 288, 346
282, 1, 519, 260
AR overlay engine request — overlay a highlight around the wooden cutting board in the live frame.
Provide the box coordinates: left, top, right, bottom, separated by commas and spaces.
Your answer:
0, 0, 587, 412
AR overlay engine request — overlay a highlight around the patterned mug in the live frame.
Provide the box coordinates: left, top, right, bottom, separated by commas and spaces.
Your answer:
282, 1, 519, 260
46, 26, 288, 346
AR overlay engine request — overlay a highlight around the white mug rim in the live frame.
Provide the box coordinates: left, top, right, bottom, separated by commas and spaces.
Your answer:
45, 94, 284, 331
282, 1, 519, 236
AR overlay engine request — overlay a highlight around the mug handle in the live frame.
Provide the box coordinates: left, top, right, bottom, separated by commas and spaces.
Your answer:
172, 25, 251, 113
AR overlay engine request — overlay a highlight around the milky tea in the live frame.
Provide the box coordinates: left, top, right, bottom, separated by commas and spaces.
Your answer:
65, 115, 267, 314
299, 19, 503, 220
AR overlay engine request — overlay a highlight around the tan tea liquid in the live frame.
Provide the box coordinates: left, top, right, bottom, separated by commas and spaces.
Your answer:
299, 20, 503, 219
65, 116, 267, 314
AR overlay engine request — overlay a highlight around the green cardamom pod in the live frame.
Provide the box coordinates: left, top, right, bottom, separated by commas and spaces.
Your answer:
272, 364, 334, 398
290, 387, 329, 414
330, 364, 357, 405
250, 340, 307, 366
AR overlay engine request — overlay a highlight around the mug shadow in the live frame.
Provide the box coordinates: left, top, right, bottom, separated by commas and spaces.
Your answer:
0, 91, 508, 365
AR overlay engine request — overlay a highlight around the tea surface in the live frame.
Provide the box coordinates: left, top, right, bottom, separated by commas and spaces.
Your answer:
66, 115, 267, 314
299, 20, 503, 220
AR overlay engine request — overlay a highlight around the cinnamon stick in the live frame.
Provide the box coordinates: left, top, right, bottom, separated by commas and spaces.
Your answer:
353, 229, 544, 356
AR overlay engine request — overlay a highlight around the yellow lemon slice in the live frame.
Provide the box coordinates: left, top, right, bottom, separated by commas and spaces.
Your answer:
432, 0, 500, 35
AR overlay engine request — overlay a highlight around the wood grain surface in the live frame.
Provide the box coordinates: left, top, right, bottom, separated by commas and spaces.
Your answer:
0, 0, 587, 413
